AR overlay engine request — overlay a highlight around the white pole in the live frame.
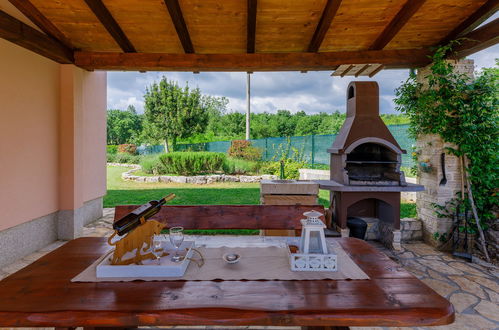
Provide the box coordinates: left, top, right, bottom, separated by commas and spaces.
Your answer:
246, 73, 251, 140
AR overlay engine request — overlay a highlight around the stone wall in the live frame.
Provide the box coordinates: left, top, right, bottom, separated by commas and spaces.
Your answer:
415, 59, 474, 247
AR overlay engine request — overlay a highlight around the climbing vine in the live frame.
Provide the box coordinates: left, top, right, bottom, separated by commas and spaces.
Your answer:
394, 43, 498, 228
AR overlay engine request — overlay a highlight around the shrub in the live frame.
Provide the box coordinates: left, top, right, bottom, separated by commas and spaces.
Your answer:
107, 153, 116, 163
107, 145, 118, 154
260, 159, 304, 179
228, 140, 262, 161
224, 157, 261, 175
159, 152, 227, 175
114, 152, 141, 164
118, 144, 137, 155
140, 155, 166, 175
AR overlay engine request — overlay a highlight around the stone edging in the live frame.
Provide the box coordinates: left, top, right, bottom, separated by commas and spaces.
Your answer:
107, 163, 277, 184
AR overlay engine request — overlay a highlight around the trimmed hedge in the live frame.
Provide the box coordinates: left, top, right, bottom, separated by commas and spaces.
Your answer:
159, 152, 227, 175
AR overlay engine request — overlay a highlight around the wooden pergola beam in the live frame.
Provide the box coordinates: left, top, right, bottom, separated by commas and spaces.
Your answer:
74, 49, 431, 71
454, 18, 499, 58
247, 0, 257, 53
7, 0, 74, 49
308, 0, 342, 52
441, 0, 499, 44
164, 0, 194, 54
369, 0, 427, 50
0, 10, 73, 63
83, 0, 136, 53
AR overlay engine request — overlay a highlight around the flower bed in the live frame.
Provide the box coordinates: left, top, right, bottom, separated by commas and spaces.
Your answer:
109, 163, 277, 184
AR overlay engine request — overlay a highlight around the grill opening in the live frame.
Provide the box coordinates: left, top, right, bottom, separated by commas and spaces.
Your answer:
346, 143, 399, 183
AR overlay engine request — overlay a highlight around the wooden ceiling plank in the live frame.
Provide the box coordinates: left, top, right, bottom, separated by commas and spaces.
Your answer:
164, 0, 194, 54
368, 64, 384, 77
454, 17, 499, 58
7, 0, 74, 49
308, 0, 342, 52
74, 49, 430, 71
340, 64, 354, 77
441, 0, 499, 45
0, 9, 73, 63
355, 64, 370, 77
369, 0, 427, 50
247, 0, 257, 53
83, 0, 136, 53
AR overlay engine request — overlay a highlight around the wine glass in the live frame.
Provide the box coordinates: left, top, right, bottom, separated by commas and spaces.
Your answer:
151, 235, 163, 265
169, 226, 184, 262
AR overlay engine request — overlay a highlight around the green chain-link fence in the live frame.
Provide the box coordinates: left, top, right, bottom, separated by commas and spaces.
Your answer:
141, 124, 414, 168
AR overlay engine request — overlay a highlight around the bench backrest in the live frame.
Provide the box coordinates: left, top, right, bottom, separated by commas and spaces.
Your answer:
114, 204, 325, 230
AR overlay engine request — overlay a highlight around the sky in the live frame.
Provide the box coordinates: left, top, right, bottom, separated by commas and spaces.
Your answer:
107, 29, 498, 116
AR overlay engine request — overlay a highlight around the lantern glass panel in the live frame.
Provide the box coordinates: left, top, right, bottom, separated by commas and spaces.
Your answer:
309, 231, 324, 254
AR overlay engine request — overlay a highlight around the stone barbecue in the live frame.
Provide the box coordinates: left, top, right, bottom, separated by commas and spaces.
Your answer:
316, 81, 424, 250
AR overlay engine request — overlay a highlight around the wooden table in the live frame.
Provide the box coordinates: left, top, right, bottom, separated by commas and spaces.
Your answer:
0, 237, 454, 329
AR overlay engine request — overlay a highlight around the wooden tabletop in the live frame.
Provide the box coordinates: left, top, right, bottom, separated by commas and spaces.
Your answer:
0, 237, 454, 328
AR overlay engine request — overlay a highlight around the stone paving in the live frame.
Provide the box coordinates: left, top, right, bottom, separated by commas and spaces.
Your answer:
1, 208, 498, 330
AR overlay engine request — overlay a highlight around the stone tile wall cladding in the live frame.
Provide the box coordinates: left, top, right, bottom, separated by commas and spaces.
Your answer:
111, 164, 277, 184
364, 217, 422, 245
415, 59, 474, 247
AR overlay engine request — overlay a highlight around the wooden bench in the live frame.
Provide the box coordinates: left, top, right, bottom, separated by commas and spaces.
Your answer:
114, 204, 326, 231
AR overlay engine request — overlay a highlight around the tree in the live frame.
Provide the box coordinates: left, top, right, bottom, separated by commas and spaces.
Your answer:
106, 106, 143, 145
143, 77, 209, 152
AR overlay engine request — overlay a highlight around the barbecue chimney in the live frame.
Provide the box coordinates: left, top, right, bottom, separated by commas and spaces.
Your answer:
328, 81, 406, 186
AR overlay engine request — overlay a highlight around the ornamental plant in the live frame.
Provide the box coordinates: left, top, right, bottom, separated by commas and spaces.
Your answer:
118, 143, 137, 155
394, 44, 498, 232
228, 140, 262, 161
159, 152, 227, 175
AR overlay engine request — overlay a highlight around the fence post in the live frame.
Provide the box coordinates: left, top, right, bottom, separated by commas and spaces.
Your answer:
265, 138, 268, 161
311, 135, 315, 169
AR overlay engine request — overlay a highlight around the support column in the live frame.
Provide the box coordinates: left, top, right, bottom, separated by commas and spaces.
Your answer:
415, 59, 474, 247
245, 72, 251, 140
57, 65, 106, 239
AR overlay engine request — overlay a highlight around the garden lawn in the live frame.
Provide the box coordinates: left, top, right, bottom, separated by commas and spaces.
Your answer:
105, 166, 416, 234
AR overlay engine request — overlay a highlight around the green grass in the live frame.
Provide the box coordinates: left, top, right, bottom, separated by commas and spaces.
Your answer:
105, 166, 417, 234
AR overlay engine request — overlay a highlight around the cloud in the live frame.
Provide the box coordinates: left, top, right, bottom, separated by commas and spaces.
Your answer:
107, 47, 497, 115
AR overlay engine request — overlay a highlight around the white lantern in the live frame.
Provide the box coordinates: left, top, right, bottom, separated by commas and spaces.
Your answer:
289, 210, 337, 272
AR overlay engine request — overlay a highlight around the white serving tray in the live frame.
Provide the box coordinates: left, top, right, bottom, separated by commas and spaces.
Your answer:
96, 241, 194, 278
287, 243, 337, 272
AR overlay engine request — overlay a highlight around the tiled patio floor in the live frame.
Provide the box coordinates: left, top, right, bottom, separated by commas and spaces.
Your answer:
1, 209, 497, 330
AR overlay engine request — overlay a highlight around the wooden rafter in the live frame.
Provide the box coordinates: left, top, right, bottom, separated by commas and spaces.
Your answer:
83, 0, 136, 53
308, 0, 342, 52
369, 0, 427, 50
7, 0, 74, 49
368, 64, 384, 77
247, 0, 257, 53
74, 49, 431, 71
340, 64, 354, 77
355, 64, 370, 77
440, 0, 499, 45
164, 0, 194, 54
0, 10, 73, 63
454, 18, 499, 58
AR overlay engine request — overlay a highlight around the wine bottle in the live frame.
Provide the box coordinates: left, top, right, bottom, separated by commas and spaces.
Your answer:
113, 193, 175, 236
